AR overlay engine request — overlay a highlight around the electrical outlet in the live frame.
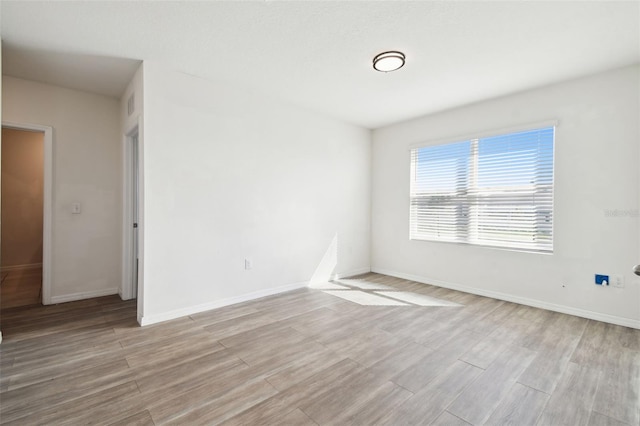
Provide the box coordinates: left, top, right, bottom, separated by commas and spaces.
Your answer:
595, 274, 609, 286
244, 259, 252, 270
611, 274, 625, 288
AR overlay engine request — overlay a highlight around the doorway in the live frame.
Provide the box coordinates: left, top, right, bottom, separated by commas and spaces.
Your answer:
1, 122, 53, 308
1, 127, 44, 308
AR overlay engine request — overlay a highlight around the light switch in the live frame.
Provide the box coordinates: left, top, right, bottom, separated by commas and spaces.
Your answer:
72, 203, 81, 214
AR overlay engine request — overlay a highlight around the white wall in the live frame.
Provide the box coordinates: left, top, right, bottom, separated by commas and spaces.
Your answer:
140, 62, 371, 324
2, 76, 122, 302
372, 65, 640, 328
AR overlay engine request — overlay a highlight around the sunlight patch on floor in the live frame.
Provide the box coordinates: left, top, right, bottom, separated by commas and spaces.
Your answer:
323, 290, 409, 306
335, 279, 396, 291
309, 282, 350, 290
319, 278, 463, 308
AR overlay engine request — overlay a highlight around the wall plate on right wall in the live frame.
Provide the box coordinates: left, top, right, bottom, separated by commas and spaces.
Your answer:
611, 274, 625, 288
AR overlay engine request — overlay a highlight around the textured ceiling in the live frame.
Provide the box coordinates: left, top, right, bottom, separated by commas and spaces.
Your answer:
1, 1, 639, 129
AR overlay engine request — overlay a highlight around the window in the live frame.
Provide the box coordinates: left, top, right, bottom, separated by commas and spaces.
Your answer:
410, 125, 555, 252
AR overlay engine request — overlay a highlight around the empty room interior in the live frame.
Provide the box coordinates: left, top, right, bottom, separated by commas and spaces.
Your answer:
0, 1, 639, 425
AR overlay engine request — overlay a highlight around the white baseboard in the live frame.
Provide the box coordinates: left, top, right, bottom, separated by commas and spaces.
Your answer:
50, 288, 119, 304
139, 267, 372, 327
1, 263, 42, 272
372, 267, 640, 330
333, 267, 371, 279
140, 280, 310, 326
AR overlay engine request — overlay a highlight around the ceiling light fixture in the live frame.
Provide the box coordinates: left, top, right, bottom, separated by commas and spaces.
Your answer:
372, 51, 405, 73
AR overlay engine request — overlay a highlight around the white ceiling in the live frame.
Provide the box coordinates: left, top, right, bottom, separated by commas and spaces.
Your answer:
1, 1, 639, 129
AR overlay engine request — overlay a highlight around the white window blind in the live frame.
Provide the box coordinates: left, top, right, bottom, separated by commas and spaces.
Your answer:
410, 126, 555, 252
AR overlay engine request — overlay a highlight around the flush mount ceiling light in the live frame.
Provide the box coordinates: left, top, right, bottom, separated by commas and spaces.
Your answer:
372, 51, 405, 72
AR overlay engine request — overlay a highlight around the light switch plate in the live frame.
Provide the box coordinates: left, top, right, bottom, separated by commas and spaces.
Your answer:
72, 203, 81, 214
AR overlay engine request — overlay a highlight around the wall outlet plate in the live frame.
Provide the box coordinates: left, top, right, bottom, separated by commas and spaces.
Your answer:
595, 274, 609, 286
611, 274, 625, 288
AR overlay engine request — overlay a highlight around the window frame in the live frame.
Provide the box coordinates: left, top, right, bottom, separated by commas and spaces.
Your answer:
409, 121, 557, 254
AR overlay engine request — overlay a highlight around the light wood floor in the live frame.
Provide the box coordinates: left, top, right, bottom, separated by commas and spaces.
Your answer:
0, 267, 42, 309
0, 273, 638, 425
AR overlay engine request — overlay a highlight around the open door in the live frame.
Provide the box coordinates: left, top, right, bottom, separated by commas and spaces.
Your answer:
131, 132, 139, 299
122, 128, 140, 301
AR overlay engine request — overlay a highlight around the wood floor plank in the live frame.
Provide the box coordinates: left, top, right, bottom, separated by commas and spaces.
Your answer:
342, 382, 413, 425
255, 294, 341, 321
483, 382, 549, 426
615, 326, 640, 351
431, 411, 472, 426
271, 408, 318, 425
281, 305, 362, 335
517, 331, 581, 394
587, 411, 632, 426
2, 380, 141, 425
413, 320, 480, 350
464, 301, 520, 336
218, 321, 305, 350
115, 316, 198, 346
188, 303, 259, 327
264, 347, 347, 391
302, 315, 371, 345
124, 331, 224, 368
139, 353, 256, 420
366, 340, 433, 382
152, 378, 278, 425
447, 344, 537, 425
459, 335, 510, 369
571, 321, 621, 370
324, 326, 410, 367
537, 362, 601, 426
1, 313, 107, 343
107, 410, 155, 426
391, 329, 483, 392
134, 349, 245, 394
0, 359, 133, 422
4, 342, 127, 392
202, 310, 277, 341
7, 339, 124, 371
518, 313, 586, 356
298, 368, 399, 425
591, 347, 640, 425
380, 360, 482, 425
221, 358, 362, 425
238, 338, 335, 381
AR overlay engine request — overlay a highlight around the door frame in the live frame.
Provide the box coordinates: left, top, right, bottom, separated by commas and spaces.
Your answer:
121, 124, 140, 301
2, 121, 54, 305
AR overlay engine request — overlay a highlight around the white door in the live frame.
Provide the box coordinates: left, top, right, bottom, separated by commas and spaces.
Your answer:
131, 132, 139, 298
